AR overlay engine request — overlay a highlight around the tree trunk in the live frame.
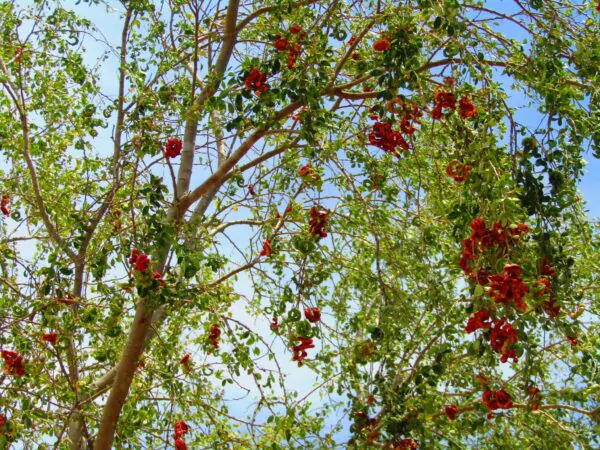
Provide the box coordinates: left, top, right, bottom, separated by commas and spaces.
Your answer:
93, 303, 153, 449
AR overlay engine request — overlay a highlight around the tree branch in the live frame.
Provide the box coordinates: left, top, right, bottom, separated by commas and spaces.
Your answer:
69, 9, 133, 449
178, 100, 302, 216
93, 3, 241, 448
0, 58, 76, 262
93, 303, 153, 449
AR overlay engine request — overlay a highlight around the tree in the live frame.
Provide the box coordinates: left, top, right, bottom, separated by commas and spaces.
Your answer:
0, 0, 598, 448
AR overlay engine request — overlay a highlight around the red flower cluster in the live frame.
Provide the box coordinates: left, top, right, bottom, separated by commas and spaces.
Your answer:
308, 206, 329, 238
14, 47, 24, 64
359, 417, 381, 447
399, 105, 423, 135
469, 217, 489, 245
2, 349, 25, 376
259, 240, 272, 257
208, 325, 221, 349
373, 37, 391, 52
535, 277, 552, 297
244, 68, 268, 95
465, 309, 493, 333
489, 264, 529, 312
368, 121, 409, 157
482, 389, 512, 418
270, 316, 279, 331
42, 332, 59, 346
489, 319, 519, 363
0, 413, 5, 428
459, 241, 478, 275
152, 270, 166, 287
304, 307, 321, 323
432, 91, 477, 120
180, 354, 191, 372
287, 43, 303, 69
298, 164, 320, 184
129, 249, 150, 273
444, 404, 461, 420
273, 30, 304, 68
1, 195, 9, 217
292, 336, 315, 366
385, 99, 423, 134
466, 311, 519, 363
542, 298, 560, 318
504, 224, 530, 245
446, 160, 471, 182
174, 419, 189, 439
174, 439, 187, 450
298, 164, 314, 179
459, 218, 529, 276
353, 410, 380, 445
539, 258, 557, 277
394, 438, 419, 449
273, 35, 289, 51
459, 97, 477, 119
164, 137, 183, 158
274, 25, 305, 67
289, 24, 303, 35
498, 223, 530, 250
431, 91, 456, 120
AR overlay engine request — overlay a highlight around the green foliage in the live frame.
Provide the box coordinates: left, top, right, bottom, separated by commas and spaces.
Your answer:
0, 0, 598, 449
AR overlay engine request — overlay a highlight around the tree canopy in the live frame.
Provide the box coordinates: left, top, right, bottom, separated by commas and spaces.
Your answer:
0, 0, 599, 448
